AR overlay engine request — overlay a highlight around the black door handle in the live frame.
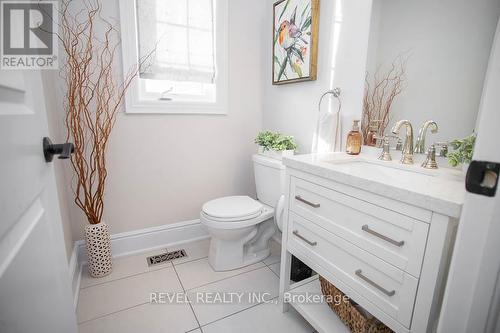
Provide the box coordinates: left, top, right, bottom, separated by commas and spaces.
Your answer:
466, 160, 500, 197
43, 137, 75, 162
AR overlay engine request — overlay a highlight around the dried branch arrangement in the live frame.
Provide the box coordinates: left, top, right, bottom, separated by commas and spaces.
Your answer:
362, 55, 407, 144
57, 0, 149, 224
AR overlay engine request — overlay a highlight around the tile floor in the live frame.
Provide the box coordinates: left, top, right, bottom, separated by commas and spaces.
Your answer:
77, 239, 315, 333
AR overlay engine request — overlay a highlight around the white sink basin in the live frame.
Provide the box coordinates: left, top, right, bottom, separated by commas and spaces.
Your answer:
321, 155, 464, 182
329, 160, 432, 177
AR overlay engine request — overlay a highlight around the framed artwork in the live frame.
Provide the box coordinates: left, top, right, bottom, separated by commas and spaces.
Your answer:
273, 0, 320, 85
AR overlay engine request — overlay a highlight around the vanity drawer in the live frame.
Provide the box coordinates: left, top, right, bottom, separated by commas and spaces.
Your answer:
290, 177, 429, 277
287, 212, 418, 328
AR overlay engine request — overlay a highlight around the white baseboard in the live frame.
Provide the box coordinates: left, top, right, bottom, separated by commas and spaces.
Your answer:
68, 242, 82, 309
69, 219, 208, 305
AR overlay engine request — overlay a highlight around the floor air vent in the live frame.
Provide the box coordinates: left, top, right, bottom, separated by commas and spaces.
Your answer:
147, 249, 187, 266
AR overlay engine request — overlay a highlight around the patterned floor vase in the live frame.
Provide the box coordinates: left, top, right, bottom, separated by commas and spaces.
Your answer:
85, 222, 113, 278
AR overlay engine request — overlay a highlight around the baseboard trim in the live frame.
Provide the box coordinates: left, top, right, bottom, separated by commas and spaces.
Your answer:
68, 242, 82, 309
69, 219, 208, 305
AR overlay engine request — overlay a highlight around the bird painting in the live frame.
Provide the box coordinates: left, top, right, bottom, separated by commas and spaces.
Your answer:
273, 0, 319, 84
278, 8, 308, 49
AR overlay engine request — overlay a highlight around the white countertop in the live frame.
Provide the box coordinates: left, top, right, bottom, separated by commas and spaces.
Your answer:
283, 148, 466, 218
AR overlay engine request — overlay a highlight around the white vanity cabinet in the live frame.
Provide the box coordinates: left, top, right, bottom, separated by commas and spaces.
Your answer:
279, 155, 463, 333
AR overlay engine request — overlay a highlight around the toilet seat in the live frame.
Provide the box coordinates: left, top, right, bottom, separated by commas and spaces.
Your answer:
201, 204, 274, 230
202, 196, 263, 221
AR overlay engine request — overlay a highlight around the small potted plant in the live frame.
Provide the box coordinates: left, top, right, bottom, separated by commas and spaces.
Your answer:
448, 134, 476, 173
255, 131, 298, 160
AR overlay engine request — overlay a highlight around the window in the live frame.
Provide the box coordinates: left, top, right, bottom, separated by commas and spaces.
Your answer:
119, 0, 228, 114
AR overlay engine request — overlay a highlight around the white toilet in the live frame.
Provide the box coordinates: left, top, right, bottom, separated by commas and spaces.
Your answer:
200, 154, 286, 271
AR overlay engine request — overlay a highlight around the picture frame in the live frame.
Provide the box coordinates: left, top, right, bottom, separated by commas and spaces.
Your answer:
272, 0, 320, 85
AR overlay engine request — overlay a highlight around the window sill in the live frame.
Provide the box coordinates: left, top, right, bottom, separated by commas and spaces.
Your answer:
124, 98, 228, 115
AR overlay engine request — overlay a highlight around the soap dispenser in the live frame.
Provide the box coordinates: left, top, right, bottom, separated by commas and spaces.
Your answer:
346, 120, 362, 155
366, 120, 381, 147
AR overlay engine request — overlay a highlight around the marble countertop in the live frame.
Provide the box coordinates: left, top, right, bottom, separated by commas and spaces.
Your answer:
283, 148, 466, 218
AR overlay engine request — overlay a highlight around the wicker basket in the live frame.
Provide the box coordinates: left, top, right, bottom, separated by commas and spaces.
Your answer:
319, 276, 393, 333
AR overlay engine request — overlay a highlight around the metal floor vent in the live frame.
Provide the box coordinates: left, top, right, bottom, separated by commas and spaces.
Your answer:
147, 249, 187, 266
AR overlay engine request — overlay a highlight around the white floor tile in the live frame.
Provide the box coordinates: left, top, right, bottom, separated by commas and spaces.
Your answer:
80, 248, 171, 289
268, 262, 280, 277
78, 302, 198, 333
263, 240, 281, 266
202, 301, 314, 333
77, 267, 182, 323
189, 267, 279, 326
175, 258, 265, 290
169, 238, 210, 265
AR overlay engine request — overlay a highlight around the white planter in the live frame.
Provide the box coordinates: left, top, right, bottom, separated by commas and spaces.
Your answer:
85, 221, 113, 278
258, 147, 294, 160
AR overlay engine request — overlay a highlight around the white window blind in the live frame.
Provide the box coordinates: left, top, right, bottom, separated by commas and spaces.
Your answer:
136, 0, 216, 84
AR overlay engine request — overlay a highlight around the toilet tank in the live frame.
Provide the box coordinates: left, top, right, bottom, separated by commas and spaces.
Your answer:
252, 154, 286, 207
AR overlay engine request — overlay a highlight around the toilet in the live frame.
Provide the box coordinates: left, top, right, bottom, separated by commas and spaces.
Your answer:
200, 154, 286, 271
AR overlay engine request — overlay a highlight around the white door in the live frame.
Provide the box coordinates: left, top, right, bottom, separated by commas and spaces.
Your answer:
0, 71, 77, 333
438, 18, 500, 333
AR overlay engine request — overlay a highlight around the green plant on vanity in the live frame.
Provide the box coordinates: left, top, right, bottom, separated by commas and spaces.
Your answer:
448, 134, 476, 167
255, 131, 298, 151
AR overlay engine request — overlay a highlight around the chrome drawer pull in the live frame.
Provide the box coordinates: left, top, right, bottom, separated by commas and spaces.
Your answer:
295, 195, 320, 208
355, 269, 396, 297
293, 230, 318, 246
362, 225, 405, 247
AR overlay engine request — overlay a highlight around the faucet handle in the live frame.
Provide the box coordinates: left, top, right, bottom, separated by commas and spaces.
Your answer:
435, 142, 448, 157
378, 137, 392, 161
422, 145, 438, 169
376, 135, 400, 161
373, 135, 385, 148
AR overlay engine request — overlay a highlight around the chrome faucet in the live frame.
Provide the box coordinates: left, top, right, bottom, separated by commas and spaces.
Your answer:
391, 120, 414, 164
414, 120, 438, 154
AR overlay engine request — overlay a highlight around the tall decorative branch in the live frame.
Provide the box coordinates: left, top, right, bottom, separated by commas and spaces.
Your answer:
362, 55, 407, 144
57, 0, 151, 224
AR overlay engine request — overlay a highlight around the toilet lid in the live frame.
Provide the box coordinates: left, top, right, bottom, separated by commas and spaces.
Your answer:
202, 196, 263, 220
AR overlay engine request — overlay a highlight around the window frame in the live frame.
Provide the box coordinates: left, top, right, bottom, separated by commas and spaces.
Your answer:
119, 0, 228, 114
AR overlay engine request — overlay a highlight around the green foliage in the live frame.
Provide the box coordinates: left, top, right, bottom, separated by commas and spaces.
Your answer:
448, 134, 476, 167
255, 131, 278, 151
255, 131, 298, 152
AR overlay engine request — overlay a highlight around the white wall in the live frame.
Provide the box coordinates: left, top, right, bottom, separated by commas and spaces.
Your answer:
367, 0, 500, 143
262, 0, 373, 154
45, 0, 267, 244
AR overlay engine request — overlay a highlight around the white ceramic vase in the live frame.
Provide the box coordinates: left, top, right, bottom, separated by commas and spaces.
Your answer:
85, 221, 112, 278
258, 147, 294, 160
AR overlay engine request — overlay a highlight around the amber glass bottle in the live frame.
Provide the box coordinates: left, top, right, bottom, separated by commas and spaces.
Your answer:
366, 121, 379, 147
346, 120, 362, 155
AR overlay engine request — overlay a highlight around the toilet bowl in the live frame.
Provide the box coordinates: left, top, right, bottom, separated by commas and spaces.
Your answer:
200, 155, 286, 271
